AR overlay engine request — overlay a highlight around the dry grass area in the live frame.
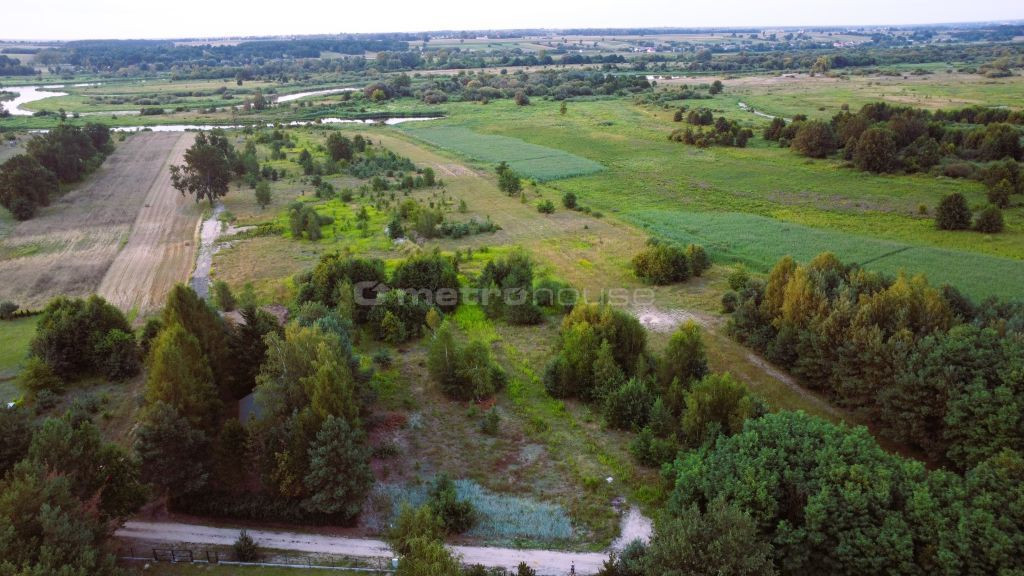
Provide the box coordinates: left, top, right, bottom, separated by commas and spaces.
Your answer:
98, 133, 200, 315
0, 132, 198, 311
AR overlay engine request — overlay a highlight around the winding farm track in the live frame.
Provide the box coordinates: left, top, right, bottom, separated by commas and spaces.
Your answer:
98, 132, 197, 314
0, 132, 198, 312
116, 520, 610, 576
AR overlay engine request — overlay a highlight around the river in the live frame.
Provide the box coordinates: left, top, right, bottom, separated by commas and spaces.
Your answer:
2, 85, 69, 116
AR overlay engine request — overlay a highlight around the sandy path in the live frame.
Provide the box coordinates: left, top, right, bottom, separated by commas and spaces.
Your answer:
98, 132, 197, 314
628, 303, 843, 419
610, 508, 653, 551
0, 132, 190, 309
116, 521, 609, 575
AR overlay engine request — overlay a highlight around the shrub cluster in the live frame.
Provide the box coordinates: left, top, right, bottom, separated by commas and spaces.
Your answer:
427, 321, 507, 401
632, 240, 710, 284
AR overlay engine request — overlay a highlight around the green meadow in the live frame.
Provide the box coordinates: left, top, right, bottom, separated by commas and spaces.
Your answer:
0, 316, 37, 402
390, 96, 1024, 300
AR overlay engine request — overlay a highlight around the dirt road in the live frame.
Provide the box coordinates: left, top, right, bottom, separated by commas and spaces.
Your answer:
0, 132, 197, 311
116, 521, 609, 575
97, 132, 197, 314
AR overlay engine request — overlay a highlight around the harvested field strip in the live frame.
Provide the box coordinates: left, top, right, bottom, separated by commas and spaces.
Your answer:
0, 132, 192, 309
400, 125, 603, 181
632, 210, 1024, 300
98, 133, 198, 314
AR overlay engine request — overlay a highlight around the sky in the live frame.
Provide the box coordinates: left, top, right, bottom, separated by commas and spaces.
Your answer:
1, 0, 1021, 40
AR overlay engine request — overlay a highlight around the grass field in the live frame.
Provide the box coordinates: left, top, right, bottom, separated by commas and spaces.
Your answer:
717, 70, 1024, 120
400, 125, 604, 181
0, 316, 36, 400
406, 97, 1024, 301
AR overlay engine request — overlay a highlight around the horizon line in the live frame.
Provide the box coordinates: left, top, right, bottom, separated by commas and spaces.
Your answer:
2, 18, 1023, 43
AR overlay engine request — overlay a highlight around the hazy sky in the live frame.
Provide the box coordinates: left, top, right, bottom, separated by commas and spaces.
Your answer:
1, 0, 1021, 40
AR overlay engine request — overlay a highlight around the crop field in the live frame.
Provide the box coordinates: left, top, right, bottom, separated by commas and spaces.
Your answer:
400, 125, 604, 181
0, 132, 199, 311
633, 210, 1024, 299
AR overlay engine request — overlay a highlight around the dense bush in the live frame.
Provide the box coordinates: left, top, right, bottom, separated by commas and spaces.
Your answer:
604, 377, 655, 431
791, 120, 838, 158
670, 113, 752, 148
391, 251, 460, 312
544, 302, 647, 400
681, 373, 765, 446
28, 295, 138, 381
853, 126, 899, 173
428, 475, 477, 534
974, 205, 1005, 233
632, 241, 691, 284
935, 192, 972, 230
427, 322, 506, 401
367, 289, 431, 343
781, 102, 1024, 177
475, 249, 543, 325
26, 123, 110, 183
294, 253, 387, 322
641, 501, 776, 576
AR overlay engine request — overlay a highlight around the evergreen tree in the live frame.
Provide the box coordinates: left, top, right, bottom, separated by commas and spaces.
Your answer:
935, 193, 972, 230
145, 323, 221, 431
302, 415, 373, 520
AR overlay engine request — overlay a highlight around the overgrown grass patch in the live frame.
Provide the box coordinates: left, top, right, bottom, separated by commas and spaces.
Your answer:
371, 479, 575, 544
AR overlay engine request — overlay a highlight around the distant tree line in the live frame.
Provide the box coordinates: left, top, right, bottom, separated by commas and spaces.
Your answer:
417, 69, 651, 104
0, 54, 34, 75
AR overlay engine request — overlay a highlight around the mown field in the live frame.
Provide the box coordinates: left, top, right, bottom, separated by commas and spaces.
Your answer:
0, 132, 199, 312
401, 125, 605, 181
